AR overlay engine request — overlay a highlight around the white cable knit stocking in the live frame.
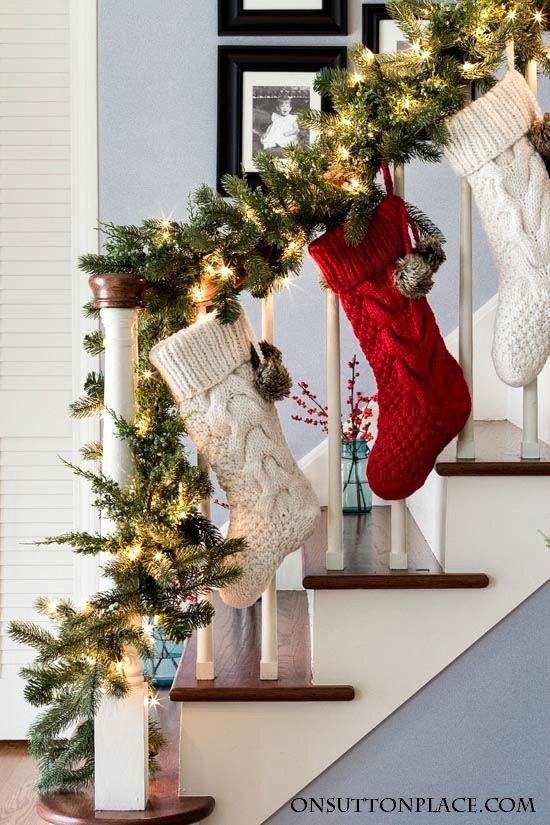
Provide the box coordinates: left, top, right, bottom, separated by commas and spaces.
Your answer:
445, 69, 550, 387
150, 310, 320, 609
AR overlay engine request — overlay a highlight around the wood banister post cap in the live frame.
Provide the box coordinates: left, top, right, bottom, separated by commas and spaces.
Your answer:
192, 271, 246, 309
89, 273, 146, 309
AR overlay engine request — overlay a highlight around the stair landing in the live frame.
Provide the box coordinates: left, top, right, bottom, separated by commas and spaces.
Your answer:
303, 508, 489, 590
170, 591, 354, 702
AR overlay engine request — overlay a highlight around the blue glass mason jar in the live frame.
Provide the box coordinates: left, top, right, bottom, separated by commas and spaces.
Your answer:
341, 439, 372, 514
144, 626, 184, 687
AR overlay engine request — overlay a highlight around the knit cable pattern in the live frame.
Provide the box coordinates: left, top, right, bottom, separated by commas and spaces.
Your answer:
150, 311, 320, 609
445, 70, 550, 387
309, 195, 471, 501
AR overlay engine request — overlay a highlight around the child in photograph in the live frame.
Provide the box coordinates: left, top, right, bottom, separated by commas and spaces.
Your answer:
261, 97, 300, 150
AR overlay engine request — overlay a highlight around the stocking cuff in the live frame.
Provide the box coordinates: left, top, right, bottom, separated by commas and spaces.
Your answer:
308, 195, 407, 293
150, 310, 252, 401
445, 70, 541, 177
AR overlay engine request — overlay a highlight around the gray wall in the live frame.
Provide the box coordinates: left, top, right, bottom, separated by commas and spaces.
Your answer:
266, 581, 550, 825
98, 5, 550, 819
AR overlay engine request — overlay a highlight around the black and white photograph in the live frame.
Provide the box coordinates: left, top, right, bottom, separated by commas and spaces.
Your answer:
218, 0, 347, 35
363, 3, 411, 53
218, 46, 347, 190
242, 78, 319, 169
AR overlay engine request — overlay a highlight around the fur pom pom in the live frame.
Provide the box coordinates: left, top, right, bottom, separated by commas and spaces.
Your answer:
414, 237, 446, 273
393, 254, 434, 298
251, 341, 292, 402
529, 113, 550, 159
393, 236, 445, 299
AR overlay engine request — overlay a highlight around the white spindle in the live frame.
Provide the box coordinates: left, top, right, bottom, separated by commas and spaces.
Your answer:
393, 163, 405, 199
260, 292, 279, 680
389, 165, 409, 570
94, 304, 149, 812
389, 499, 408, 570
196, 454, 215, 679
195, 304, 215, 680
522, 59, 540, 460
326, 289, 344, 570
260, 577, 278, 680
457, 86, 476, 461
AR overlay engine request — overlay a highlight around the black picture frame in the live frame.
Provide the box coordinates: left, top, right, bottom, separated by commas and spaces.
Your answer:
362, 3, 392, 53
219, 0, 347, 36
218, 46, 347, 191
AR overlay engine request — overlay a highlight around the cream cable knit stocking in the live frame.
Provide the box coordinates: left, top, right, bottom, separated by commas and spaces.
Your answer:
150, 310, 320, 609
445, 69, 550, 387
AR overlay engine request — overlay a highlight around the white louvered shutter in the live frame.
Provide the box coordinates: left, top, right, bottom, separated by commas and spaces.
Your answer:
0, 0, 78, 737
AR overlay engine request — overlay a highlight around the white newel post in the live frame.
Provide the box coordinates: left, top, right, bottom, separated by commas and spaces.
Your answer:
326, 289, 344, 571
390, 165, 408, 570
456, 86, 476, 461
195, 305, 215, 680
260, 291, 279, 680
90, 275, 149, 812
522, 59, 540, 460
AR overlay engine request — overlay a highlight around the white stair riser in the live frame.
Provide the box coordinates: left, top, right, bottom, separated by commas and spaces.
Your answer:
444, 476, 550, 577
178, 702, 358, 825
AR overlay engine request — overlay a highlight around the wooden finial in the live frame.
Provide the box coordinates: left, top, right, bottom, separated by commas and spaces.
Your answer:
89, 273, 146, 309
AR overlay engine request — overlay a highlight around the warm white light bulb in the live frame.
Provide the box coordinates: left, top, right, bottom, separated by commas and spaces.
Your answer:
126, 544, 142, 561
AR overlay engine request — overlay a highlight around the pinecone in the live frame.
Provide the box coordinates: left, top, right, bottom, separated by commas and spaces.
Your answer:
393, 253, 434, 299
251, 341, 292, 402
528, 113, 550, 174
414, 237, 446, 273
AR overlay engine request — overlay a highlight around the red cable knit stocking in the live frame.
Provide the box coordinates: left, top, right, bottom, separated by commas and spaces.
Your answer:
309, 173, 471, 500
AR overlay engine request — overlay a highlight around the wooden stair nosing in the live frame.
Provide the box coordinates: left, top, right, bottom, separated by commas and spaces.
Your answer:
436, 459, 550, 477
303, 572, 490, 590
169, 683, 354, 702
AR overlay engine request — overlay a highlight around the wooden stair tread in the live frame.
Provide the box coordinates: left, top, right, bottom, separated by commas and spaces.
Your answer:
436, 420, 550, 476
37, 794, 214, 825
170, 591, 354, 702
302, 509, 489, 589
